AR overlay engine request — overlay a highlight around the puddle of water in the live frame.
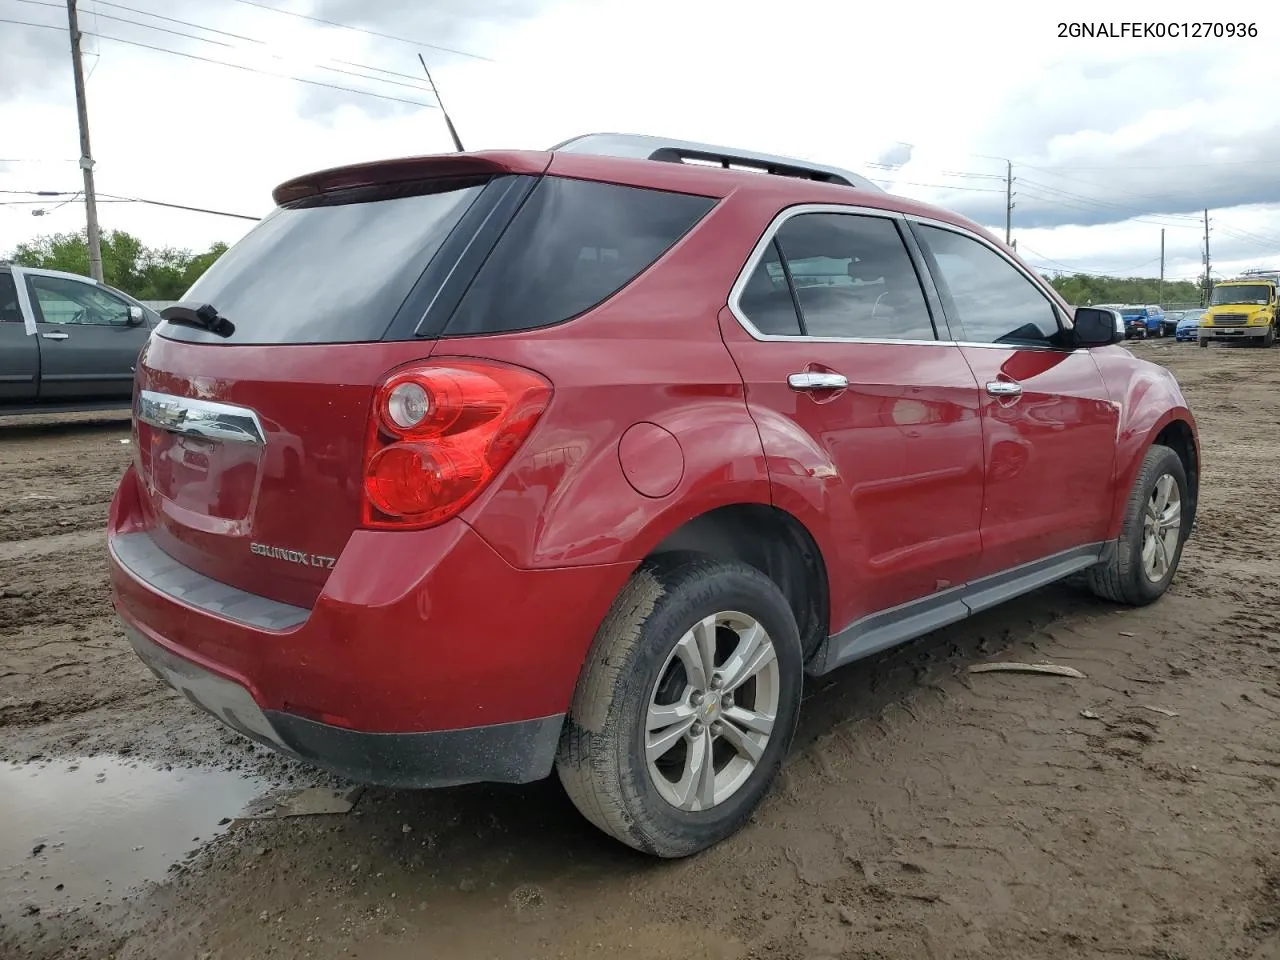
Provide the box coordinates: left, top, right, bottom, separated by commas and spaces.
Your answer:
0, 756, 267, 914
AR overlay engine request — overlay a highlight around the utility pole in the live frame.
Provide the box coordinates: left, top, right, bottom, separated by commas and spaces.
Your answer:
1005, 160, 1016, 247
66, 0, 103, 282
1202, 208, 1211, 307
1158, 228, 1165, 305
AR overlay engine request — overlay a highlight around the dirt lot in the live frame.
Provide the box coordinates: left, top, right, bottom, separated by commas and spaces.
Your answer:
4, 340, 1280, 960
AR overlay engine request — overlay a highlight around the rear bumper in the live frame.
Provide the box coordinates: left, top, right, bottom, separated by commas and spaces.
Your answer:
108, 465, 631, 788
125, 625, 563, 788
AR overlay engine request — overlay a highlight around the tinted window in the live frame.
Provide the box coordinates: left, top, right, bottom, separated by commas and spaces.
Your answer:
917, 225, 1060, 346
773, 213, 935, 340
738, 239, 803, 336
447, 177, 715, 336
28, 275, 132, 326
0, 273, 20, 324
173, 179, 486, 345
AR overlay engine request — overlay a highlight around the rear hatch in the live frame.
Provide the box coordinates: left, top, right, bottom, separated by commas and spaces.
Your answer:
131, 154, 548, 608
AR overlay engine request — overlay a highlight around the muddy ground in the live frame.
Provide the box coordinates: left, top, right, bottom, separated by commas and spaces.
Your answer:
3, 340, 1280, 960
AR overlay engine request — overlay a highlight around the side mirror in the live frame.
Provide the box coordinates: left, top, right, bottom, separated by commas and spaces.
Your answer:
1071, 307, 1124, 348
127, 305, 145, 326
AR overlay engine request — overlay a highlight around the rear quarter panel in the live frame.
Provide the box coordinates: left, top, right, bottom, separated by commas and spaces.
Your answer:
1089, 346, 1198, 539
452, 190, 786, 570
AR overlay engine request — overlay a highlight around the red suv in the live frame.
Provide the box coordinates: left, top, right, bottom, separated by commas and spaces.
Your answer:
108, 133, 1199, 858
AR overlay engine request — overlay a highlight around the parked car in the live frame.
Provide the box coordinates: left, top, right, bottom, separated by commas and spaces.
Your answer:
0, 263, 160, 413
107, 133, 1200, 858
1160, 310, 1180, 337
1173, 311, 1204, 342
1117, 304, 1166, 339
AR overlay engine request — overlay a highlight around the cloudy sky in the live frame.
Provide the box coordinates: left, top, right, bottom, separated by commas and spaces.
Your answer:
1, 0, 1277, 286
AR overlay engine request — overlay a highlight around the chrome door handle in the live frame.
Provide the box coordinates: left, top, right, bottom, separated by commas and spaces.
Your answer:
788, 372, 849, 391
42, 331, 70, 341
985, 381, 1022, 397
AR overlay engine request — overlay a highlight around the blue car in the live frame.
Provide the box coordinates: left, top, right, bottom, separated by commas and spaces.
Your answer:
1117, 304, 1166, 339
1174, 310, 1203, 342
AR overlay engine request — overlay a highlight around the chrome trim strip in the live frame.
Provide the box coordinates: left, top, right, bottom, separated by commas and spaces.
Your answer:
136, 390, 266, 446
726, 203, 926, 345
724, 202, 1089, 356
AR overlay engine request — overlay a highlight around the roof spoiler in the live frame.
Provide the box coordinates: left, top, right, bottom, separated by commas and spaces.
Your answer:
271, 151, 551, 206
549, 133, 882, 192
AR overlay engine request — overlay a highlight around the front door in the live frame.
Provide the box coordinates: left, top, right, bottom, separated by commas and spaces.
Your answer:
909, 221, 1119, 583
24, 273, 150, 401
720, 208, 985, 660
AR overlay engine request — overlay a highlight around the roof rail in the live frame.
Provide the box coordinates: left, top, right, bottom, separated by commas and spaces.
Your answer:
548, 133, 883, 192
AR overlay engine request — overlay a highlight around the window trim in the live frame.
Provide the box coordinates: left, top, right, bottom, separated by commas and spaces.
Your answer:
727, 203, 950, 346
904, 214, 1084, 354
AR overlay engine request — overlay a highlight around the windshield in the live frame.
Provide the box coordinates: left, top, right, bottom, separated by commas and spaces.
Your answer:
1211, 284, 1271, 306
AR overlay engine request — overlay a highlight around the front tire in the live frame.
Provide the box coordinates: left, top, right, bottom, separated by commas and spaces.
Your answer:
1087, 444, 1190, 606
556, 557, 803, 858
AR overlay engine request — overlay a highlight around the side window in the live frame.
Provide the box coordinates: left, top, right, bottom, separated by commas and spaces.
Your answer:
774, 213, 935, 340
915, 225, 1061, 346
0, 273, 22, 324
27, 275, 131, 326
447, 177, 716, 336
738, 239, 803, 336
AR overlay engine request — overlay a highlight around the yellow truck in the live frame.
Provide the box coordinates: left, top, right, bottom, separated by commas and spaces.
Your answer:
1199, 270, 1280, 348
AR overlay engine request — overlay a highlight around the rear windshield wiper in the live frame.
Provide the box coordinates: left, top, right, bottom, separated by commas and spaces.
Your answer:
161, 302, 235, 338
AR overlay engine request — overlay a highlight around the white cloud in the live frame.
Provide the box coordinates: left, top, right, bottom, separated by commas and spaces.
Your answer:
2, 0, 1278, 282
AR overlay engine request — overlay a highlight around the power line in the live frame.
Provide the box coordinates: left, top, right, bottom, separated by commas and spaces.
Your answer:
0, 188, 260, 220
228, 0, 494, 63
31, 0, 444, 94
0, 17, 438, 108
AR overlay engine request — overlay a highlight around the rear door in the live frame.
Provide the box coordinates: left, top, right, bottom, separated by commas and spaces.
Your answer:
24, 273, 150, 401
908, 220, 1119, 589
0, 271, 39, 402
719, 206, 985, 660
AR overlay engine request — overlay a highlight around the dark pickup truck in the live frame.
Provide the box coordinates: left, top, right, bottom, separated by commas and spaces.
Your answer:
1, 263, 160, 415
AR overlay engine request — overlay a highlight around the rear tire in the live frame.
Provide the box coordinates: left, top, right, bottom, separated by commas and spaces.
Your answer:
1087, 444, 1190, 607
556, 557, 803, 858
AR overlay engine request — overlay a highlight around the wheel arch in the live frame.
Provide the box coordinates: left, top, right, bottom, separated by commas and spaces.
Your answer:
640, 503, 831, 665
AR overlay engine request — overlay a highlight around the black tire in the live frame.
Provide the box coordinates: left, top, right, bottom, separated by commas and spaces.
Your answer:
1265, 324, 1276, 348
1087, 444, 1190, 606
1199, 338, 1209, 349
556, 557, 803, 858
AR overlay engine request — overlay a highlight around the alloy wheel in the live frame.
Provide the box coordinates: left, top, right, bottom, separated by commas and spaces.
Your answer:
1141, 474, 1182, 582
644, 612, 780, 812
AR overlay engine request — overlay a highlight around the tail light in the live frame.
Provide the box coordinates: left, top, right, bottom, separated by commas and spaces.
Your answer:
362, 359, 552, 529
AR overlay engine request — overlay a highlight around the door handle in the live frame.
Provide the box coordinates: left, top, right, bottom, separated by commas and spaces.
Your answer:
985, 381, 1022, 397
788, 372, 849, 391
42, 331, 70, 341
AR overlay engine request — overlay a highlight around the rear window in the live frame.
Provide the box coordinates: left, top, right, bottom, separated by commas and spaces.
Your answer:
444, 177, 716, 337
167, 179, 486, 345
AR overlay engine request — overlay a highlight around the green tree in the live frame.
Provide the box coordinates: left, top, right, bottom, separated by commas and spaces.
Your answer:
1041, 272, 1202, 307
7, 229, 227, 300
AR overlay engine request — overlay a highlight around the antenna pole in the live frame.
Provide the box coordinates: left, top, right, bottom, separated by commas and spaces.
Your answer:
418, 53, 464, 152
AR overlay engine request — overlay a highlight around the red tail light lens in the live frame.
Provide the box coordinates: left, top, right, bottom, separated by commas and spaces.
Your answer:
363, 360, 552, 529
